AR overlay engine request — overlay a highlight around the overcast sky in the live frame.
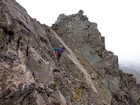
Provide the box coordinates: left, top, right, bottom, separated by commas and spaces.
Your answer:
16, 0, 140, 65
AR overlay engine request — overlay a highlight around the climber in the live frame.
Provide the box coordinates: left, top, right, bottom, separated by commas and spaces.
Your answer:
53, 47, 65, 64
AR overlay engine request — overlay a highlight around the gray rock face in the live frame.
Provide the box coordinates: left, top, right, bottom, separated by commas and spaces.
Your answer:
0, 52, 36, 105
0, 0, 140, 105
52, 11, 119, 77
52, 10, 140, 105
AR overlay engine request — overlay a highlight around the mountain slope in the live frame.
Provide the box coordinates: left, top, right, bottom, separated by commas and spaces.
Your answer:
0, 0, 140, 105
120, 64, 140, 83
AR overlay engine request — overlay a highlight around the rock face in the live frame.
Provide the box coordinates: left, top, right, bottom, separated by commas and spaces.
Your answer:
0, 0, 140, 105
0, 52, 36, 105
52, 10, 140, 105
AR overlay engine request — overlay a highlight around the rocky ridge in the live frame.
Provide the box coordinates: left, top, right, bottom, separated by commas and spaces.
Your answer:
0, 0, 140, 105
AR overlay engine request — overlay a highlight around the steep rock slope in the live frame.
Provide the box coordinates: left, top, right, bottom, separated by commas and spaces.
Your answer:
52, 10, 140, 105
0, 0, 140, 105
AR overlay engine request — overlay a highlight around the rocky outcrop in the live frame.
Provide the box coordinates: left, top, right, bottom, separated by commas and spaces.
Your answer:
0, 0, 140, 105
0, 52, 36, 105
52, 10, 119, 76
52, 10, 140, 105
120, 65, 140, 83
